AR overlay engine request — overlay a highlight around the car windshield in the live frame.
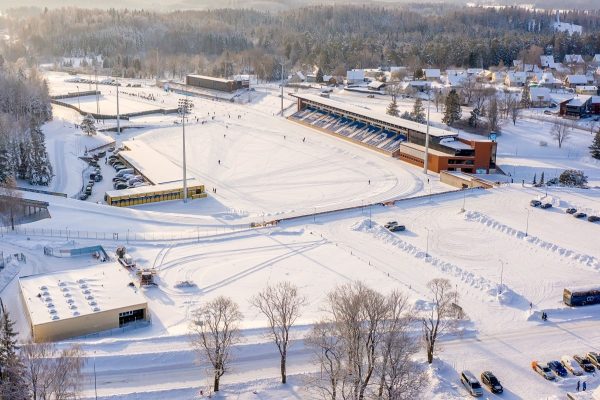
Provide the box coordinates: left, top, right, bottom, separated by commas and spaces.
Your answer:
542, 367, 551, 372
489, 376, 499, 384
472, 382, 481, 389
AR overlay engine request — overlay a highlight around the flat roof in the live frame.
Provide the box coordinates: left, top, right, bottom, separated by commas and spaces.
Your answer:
105, 179, 199, 199
400, 141, 450, 157
120, 140, 192, 185
19, 263, 147, 326
292, 93, 458, 138
187, 74, 234, 84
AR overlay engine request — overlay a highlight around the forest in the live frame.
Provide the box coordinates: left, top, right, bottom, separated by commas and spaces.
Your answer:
0, 64, 53, 186
1, 5, 600, 80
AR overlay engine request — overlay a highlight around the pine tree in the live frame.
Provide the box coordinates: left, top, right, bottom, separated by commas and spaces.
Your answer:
540, 172, 545, 185
0, 142, 10, 183
590, 131, 600, 160
386, 98, 399, 117
532, 173, 537, 185
468, 108, 480, 128
520, 84, 531, 108
0, 301, 28, 399
16, 139, 32, 181
442, 89, 461, 126
29, 127, 53, 186
411, 97, 426, 123
80, 114, 97, 136
316, 68, 324, 83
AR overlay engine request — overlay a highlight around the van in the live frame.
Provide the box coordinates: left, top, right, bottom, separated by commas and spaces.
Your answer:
561, 355, 584, 376
116, 168, 134, 177
460, 371, 483, 397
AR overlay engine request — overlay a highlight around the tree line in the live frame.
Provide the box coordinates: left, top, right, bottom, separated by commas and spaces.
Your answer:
190, 278, 462, 398
2, 6, 600, 80
0, 64, 53, 186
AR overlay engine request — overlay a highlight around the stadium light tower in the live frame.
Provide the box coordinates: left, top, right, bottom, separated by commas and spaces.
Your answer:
178, 97, 194, 203
279, 60, 287, 116
116, 77, 120, 134
423, 88, 432, 174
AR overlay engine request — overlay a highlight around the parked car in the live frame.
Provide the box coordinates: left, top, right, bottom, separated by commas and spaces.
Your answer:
89, 173, 96, 180
561, 355, 584, 376
544, 110, 552, 115
89, 161, 98, 167
548, 360, 568, 377
114, 165, 129, 172
87, 180, 94, 187
540, 203, 552, 209
586, 352, 600, 368
389, 224, 406, 232
480, 371, 503, 394
530, 200, 542, 207
113, 182, 128, 190
566, 208, 577, 214
573, 355, 595, 372
384, 221, 398, 229
588, 216, 600, 223
460, 371, 483, 397
97, 151, 106, 157
94, 174, 103, 182
574, 212, 587, 219
116, 168, 134, 177
78, 192, 89, 200
532, 361, 555, 380
84, 185, 92, 195
108, 146, 116, 152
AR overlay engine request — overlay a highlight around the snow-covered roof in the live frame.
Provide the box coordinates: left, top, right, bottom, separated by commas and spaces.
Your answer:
529, 87, 551, 101
593, 55, 600, 63
466, 68, 483, 75
439, 137, 473, 150
540, 55, 556, 68
423, 69, 441, 79
576, 85, 598, 91
368, 80, 386, 89
553, 22, 583, 34
506, 71, 527, 83
104, 179, 199, 199
120, 140, 193, 185
592, 96, 600, 104
567, 95, 591, 107
566, 75, 588, 85
292, 93, 459, 139
446, 73, 467, 87
346, 69, 365, 80
19, 263, 147, 326
296, 71, 306, 81
564, 54, 584, 64
538, 72, 561, 84
446, 69, 465, 76
523, 64, 541, 73
407, 81, 431, 87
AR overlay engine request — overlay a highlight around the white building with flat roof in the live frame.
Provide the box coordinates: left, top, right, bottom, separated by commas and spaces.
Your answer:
19, 263, 149, 342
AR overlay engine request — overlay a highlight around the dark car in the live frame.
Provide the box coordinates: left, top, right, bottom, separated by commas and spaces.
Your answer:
566, 208, 577, 214
548, 360, 568, 377
384, 221, 398, 229
574, 355, 595, 372
113, 182, 128, 190
78, 192, 89, 200
530, 200, 542, 207
540, 203, 552, 209
94, 174, 103, 182
389, 224, 406, 232
97, 151, 106, 157
84, 185, 92, 195
574, 212, 587, 219
587, 352, 600, 368
480, 371, 503, 394
588, 216, 600, 223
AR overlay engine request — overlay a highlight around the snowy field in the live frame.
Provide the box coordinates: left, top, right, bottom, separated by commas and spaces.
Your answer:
2, 71, 600, 399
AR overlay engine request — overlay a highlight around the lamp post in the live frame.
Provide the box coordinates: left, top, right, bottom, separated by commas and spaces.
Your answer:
178, 97, 194, 203
525, 207, 530, 237
116, 77, 120, 134
499, 259, 505, 294
93, 351, 98, 400
76, 85, 81, 110
425, 227, 430, 259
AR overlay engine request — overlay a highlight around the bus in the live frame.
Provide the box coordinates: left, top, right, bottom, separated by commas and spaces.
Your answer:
563, 286, 600, 307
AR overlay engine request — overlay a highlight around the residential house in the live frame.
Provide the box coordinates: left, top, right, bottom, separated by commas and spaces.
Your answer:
403, 81, 431, 92
593, 55, 600, 65
535, 72, 562, 89
445, 72, 468, 88
529, 87, 552, 107
591, 96, 600, 115
346, 69, 365, 85
560, 95, 591, 117
564, 75, 588, 88
491, 71, 507, 84
576, 86, 598, 95
564, 54, 585, 64
367, 80, 386, 91
423, 69, 441, 81
505, 71, 528, 87
540, 55, 557, 69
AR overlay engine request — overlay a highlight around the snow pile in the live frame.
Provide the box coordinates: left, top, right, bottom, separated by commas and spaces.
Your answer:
352, 219, 519, 304
465, 211, 600, 270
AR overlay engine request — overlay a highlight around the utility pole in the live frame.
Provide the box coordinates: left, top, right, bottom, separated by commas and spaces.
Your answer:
279, 61, 286, 116
178, 96, 194, 203
116, 77, 120, 134
423, 89, 431, 174
76, 85, 81, 110
499, 259, 505, 294
525, 208, 530, 237
95, 67, 100, 115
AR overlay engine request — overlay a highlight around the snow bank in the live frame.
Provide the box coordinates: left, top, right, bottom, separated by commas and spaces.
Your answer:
352, 219, 520, 306
465, 211, 600, 270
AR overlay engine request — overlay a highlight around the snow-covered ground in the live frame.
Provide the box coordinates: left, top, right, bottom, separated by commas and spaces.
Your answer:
2, 71, 600, 399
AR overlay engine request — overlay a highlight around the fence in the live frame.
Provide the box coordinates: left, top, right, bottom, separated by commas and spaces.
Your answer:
51, 90, 100, 100
15, 186, 67, 198
51, 99, 179, 120
44, 245, 109, 260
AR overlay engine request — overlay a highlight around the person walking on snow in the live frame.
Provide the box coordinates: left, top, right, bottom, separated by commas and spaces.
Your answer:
577, 380, 580, 391
583, 381, 587, 391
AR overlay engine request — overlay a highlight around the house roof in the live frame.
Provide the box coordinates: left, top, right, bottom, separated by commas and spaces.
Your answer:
540, 55, 556, 68
567, 95, 591, 107
423, 69, 441, 78
566, 75, 588, 84
564, 54, 584, 64
530, 87, 552, 100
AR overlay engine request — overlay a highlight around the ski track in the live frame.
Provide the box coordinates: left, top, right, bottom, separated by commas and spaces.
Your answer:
465, 210, 600, 270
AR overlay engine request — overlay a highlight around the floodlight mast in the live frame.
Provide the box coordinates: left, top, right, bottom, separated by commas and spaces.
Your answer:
178, 97, 194, 203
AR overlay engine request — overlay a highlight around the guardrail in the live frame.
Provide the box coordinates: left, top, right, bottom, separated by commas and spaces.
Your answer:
15, 187, 67, 198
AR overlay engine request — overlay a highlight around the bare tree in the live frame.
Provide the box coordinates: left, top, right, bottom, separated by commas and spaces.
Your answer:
550, 117, 573, 148
190, 296, 243, 392
487, 97, 500, 132
305, 321, 344, 400
377, 290, 426, 400
20, 342, 85, 400
422, 278, 460, 364
250, 281, 306, 384
384, 83, 402, 101
510, 104, 520, 125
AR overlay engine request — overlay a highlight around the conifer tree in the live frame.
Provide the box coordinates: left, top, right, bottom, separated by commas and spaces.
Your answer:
29, 127, 53, 185
0, 301, 28, 399
17, 140, 32, 181
80, 114, 97, 136
411, 97, 426, 123
386, 97, 399, 117
520, 84, 531, 108
442, 89, 461, 126
590, 131, 600, 160
540, 171, 545, 185
316, 68, 324, 83
532, 173, 537, 185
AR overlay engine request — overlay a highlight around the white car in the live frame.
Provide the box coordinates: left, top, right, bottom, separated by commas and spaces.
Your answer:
561, 355, 584, 376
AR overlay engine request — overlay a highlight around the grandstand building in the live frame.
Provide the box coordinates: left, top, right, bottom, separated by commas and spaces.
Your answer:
185, 74, 249, 93
289, 93, 496, 174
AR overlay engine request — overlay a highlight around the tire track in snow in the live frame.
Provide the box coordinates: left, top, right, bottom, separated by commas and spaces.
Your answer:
464, 210, 600, 270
